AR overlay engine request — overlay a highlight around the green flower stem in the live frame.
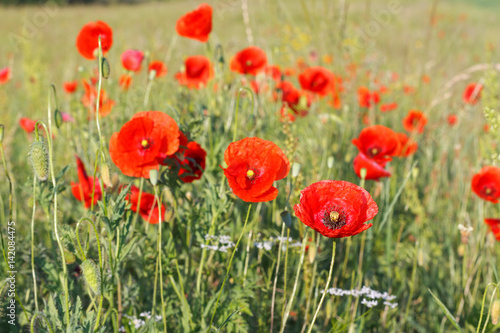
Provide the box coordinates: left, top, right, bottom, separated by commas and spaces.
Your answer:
306, 241, 336, 333
153, 185, 167, 333
30, 313, 53, 333
208, 204, 252, 331
30, 176, 39, 313
281, 228, 291, 319
279, 228, 309, 333
75, 217, 103, 331
270, 221, 286, 333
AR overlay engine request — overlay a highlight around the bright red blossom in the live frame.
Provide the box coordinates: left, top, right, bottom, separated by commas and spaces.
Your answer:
149, 61, 168, 78
471, 166, 500, 203
403, 110, 427, 133
176, 3, 212, 42
109, 111, 180, 178
357, 86, 380, 108
71, 156, 103, 209
223, 137, 290, 202
19, 117, 38, 133
76, 21, 113, 60
463, 83, 482, 104
121, 50, 144, 72
0, 67, 10, 84
293, 180, 378, 238
380, 102, 398, 113
353, 153, 391, 181
63, 81, 78, 94
352, 125, 401, 163
178, 141, 207, 183
397, 133, 418, 157
126, 185, 166, 224
230, 46, 268, 76
175, 55, 213, 89
119, 74, 133, 90
447, 114, 458, 126
298, 66, 336, 97
484, 218, 500, 241
81, 80, 115, 117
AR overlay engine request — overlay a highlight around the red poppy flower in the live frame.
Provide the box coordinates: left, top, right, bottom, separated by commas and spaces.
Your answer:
230, 46, 268, 76
471, 166, 500, 203
353, 153, 391, 181
109, 111, 180, 178
447, 114, 458, 126
0, 67, 10, 84
422, 75, 431, 84
126, 185, 165, 224
293, 180, 378, 238
352, 125, 401, 163
76, 21, 113, 60
265, 65, 282, 82
175, 55, 213, 89
380, 102, 398, 113
397, 133, 418, 157
222, 137, 290, 202
178, 141, 206, 183
403, 85, 415, 94
280, 106, 296, 123
71, 156, 102, 209
121, 49, 144, 72
484, 124, 490, 133
81, 80, 115, 117
119, 74, 132, 90
175, 3, 212, 42
357, 86, 380, 108
276, 81, 310, 115
19, 117, 38, 133
63, 81, 78, 94
403, 110, 427, 133
298, 66, 336, 97
484, 218, 500, 241
149, 61, 168, 78
463, 83, 482, 104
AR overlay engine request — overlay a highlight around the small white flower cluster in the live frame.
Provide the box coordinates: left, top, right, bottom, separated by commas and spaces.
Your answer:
458, 224, 473, 232
120, 312, 162, 331
254, 236, 302, 251
201, 234, 236, 253
323, 286, 398, 309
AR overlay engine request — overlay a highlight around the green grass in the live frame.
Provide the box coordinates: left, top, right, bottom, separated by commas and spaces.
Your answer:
0, 0, 500, 332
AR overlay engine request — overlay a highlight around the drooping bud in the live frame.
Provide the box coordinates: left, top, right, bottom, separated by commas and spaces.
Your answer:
100, 162, 112, 188
54, 109, 63, 129
149, 169, 158, 186
327, 156, 334, 169
81, 259, 101, 295
28, 140, 49, 182
292, 162, 301, 178
360, 168, 367, 181
148, 69, 157, 81
101, 58, 110, 79
280, 210, 292, 228
492, 299, 500, 325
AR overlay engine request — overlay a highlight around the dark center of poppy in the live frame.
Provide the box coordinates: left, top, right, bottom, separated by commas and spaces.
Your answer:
368, 146, 381, 158
246, 60, 253, 67
246, 169, 257, 180
322, 206, 346, 230
483, 186, 494, 196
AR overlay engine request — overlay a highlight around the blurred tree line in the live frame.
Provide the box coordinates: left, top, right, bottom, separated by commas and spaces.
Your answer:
0, 0, 166, 5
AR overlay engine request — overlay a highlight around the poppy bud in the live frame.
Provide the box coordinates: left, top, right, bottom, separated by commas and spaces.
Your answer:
100, 162, 112, 188
149, 169, 158, 186
360, 168, 367, 180
292, 162, 301, 178
0, 124, 4, 143
54, 109, 63, 129
101, 57, 110, 79
307, 240, 316, 264
327, 156, 334, 169
81, 259, 101, 295
149, 69, 157, 81
280, 210, 292, 228
64, 249, 76, 265
492, 299, 500, 325
28, 140, 49, 182
457, 244, 465, 257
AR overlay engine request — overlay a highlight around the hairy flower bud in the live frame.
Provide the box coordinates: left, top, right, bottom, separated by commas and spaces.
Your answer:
82, 259, 101, 295
28, 140, 49, 181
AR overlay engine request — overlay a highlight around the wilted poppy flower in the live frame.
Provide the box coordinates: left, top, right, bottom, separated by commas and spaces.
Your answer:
230, 46, 268, 76
353, 153, 391, 181
352, 125, 401, 163
357, 87, 380, 108
484, 218, 500, 241
121, 49, 144, 72
0, 67, 11, 84
177, 141, 206, 183
176, 3, 212, 42
71, 156, 102, 208
19, 117, 36, 133
380, 102, 397, 113
175, 55, 213, 89
447, 114, 458, 126
126, 185, 165, 224
293, 180, 378, 238
81, 80, 115, 117
298, 66, 336, 97
63, 81, 78, 94
403, 110, 427, 133
397, 133, 418, 157
471, 166, 500, 203
109, 111, 180, 178
463, 83, 482, 104
222, 137, 290, 202
76, 21, 113, 60
149, 61, 168, 78
119, 74, 133, 90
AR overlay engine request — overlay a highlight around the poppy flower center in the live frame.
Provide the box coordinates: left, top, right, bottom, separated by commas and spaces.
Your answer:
246, 169, 257, 180
141, 139, 151, 149
246, 60, 253, 67
368, 146, 380, 157
322, 206, 346, 230
483, 186, 494, 196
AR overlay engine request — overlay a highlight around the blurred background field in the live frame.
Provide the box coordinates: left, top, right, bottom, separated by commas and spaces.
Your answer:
1, 0, 500, 332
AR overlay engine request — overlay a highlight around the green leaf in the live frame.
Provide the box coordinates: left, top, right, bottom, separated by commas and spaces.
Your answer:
428, 289, 463, 333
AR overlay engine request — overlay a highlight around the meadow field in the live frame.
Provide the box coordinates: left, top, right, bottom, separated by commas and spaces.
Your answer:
1, 0, 500, 332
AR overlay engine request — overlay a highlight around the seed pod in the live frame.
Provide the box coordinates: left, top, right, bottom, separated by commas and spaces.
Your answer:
280, 210, 292, 228
100, 162, 112, 188
149, 169, 158, 186
28, 140, 49, 182
101, 58, 110, 79
292, 162, 301, 178
81, 259, 101, 295
0, 124, 4, 143
492, 299, 500, 325
54, 109, 63, 129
